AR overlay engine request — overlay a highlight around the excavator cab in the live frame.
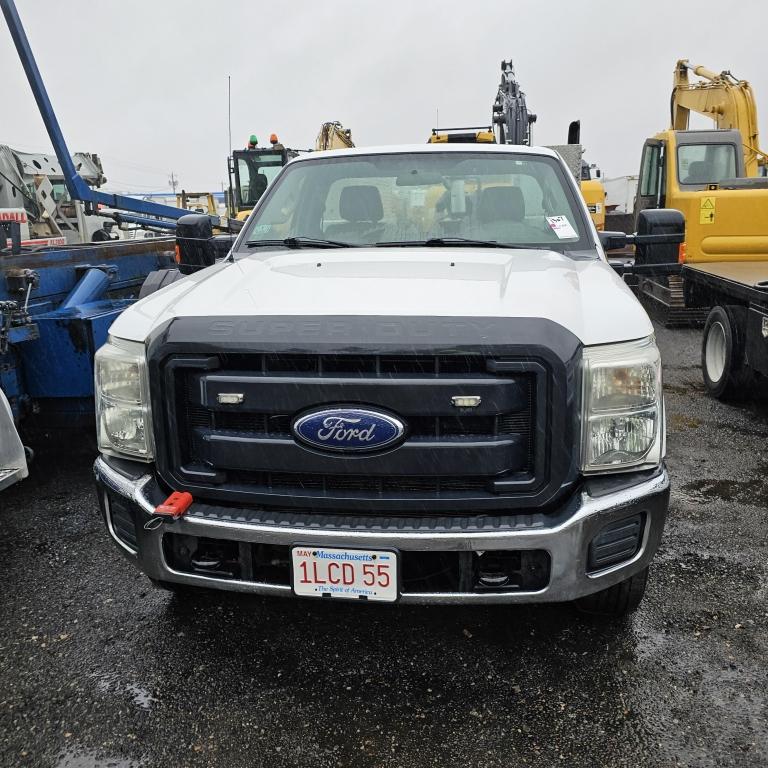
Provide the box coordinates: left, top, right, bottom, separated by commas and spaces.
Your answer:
228, 147, 297, 221
635, 129, 747, 223
428, 127, 496, 144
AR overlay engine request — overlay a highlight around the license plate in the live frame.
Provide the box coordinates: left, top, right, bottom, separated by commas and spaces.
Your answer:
291, 546, 398, 602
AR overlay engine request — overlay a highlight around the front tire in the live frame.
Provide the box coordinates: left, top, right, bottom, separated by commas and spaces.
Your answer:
575, 567, 648, 617
701, 305, 750, 400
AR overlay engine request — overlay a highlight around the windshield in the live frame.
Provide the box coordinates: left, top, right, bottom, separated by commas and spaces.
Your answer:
677, 143, 737, 186
236, 152, 285, 207
241, 152, 590, 250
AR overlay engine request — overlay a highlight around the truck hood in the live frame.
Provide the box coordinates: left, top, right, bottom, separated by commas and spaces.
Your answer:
111, 247, 652, 347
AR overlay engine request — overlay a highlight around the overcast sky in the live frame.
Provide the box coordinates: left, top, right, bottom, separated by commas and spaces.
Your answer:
3, 0, 767, 193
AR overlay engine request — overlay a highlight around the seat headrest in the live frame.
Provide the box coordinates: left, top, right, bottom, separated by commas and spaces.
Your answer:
339, 185, 383, 222
477, 186, 525, 224
250, 173, 268, 192
684, 161, 710, 184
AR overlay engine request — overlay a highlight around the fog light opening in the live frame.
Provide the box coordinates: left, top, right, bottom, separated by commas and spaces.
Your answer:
588, 513, 645, 573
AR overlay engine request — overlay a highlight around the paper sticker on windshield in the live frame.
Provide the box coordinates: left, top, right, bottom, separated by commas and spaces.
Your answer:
252, 224, 271, 234
546, 215, 577, 239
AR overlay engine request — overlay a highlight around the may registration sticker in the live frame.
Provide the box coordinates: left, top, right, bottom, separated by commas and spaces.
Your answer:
291, 547, 398, 602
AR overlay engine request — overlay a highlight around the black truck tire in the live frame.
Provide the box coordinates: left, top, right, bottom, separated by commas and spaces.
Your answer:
138, 268, 183, 299
575, 567, 649, 617
702, 305, 751, 400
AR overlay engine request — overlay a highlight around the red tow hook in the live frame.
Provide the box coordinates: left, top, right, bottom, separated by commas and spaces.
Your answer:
155, 491, 193, 518
144, 491, 193, 530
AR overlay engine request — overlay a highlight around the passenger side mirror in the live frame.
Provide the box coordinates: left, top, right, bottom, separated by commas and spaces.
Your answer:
634, 209, 685, 265
598, 230, 630, 251
600, 209, 684, 265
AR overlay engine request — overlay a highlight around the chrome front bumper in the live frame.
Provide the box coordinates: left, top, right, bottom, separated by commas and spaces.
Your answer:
94, 456, 670, 605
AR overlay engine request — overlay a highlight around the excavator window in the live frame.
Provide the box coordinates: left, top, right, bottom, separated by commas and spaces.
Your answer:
677, 143, 737, 186
235, 152, 286, 208
639, 144, 662, 198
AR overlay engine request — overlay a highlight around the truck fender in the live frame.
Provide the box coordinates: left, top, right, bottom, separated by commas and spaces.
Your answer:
139, 268, 183, 299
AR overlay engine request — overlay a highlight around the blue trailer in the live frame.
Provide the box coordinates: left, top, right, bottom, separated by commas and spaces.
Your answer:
0, 0, 214, 487
1, 238, 176, 427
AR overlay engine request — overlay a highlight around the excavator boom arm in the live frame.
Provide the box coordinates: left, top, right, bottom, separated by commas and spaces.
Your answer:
671, 59, 765, 175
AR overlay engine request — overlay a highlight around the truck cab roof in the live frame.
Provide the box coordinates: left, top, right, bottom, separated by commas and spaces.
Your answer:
296, 142, 561, 162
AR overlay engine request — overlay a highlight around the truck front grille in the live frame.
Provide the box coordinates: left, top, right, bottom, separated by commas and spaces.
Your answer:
159, 351, 552, 512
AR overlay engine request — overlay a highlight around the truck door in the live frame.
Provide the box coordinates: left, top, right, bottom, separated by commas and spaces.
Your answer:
634, 139, 666, 226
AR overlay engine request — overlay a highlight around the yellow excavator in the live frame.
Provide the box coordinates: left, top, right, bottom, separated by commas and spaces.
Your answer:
227, 134, 299, 221
671, 60, 766, 177
630, 59, 768, 321
227, 123, 355, 222
315, 122, 355, 151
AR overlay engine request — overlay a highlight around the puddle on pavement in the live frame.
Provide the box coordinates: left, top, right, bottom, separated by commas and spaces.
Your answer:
663, 381, 704, 396
668, 413, 701, 430
125, 683, 158, 711
681, 476, 768, 505
717, 422, 768, 438
92, 674, 158, 712
55, 748, 143, 768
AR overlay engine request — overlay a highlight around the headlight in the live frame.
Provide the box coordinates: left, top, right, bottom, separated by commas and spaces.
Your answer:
95, 336, 153, 460
581, 336, 663, 473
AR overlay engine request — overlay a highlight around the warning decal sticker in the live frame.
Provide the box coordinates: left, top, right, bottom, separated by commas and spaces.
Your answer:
699, 196, 716, 225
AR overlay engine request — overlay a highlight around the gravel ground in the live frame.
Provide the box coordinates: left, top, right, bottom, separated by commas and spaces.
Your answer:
1, 322, 767, 768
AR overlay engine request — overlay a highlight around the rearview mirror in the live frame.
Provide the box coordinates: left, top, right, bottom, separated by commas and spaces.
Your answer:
395, 171, 445, 186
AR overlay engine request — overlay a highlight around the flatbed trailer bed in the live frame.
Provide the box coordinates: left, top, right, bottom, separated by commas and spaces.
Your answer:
682, 261, 768, 397
608, 255, 768, 397
684, 261, 768, 305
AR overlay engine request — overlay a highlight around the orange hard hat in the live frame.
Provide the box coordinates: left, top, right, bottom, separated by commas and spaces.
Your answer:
270, 133, 279, 143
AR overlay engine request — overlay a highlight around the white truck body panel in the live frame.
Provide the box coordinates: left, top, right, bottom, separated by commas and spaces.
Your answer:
112, 143, 651, 349
111, 247, 652, 348
0, 388, 27, 491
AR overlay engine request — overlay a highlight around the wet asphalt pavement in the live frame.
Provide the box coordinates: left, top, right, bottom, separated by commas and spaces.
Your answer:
1, 322, 767, 768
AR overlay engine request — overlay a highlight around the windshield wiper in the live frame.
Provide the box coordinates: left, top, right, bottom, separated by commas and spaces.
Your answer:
375, 238, 536, 249
245, 236, 355, 249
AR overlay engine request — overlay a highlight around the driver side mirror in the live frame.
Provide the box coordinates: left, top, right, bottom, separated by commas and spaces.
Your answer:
175, 214, 235, 274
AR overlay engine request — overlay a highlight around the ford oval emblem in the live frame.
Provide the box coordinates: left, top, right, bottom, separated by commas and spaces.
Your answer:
292, 407, 406, 453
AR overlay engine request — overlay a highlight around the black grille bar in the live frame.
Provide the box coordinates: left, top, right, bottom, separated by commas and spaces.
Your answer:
149, 314, 581, 514
168, 352, 541, 504
175, 354, 536, 483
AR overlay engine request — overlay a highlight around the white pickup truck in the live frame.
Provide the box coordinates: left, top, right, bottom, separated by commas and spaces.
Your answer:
93, 144, 676, 616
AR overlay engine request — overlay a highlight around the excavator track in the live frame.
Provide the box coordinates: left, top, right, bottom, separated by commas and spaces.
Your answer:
638, 274, 710, 327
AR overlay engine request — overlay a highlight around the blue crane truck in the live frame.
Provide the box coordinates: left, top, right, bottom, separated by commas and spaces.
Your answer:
0, 0, 209, 489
